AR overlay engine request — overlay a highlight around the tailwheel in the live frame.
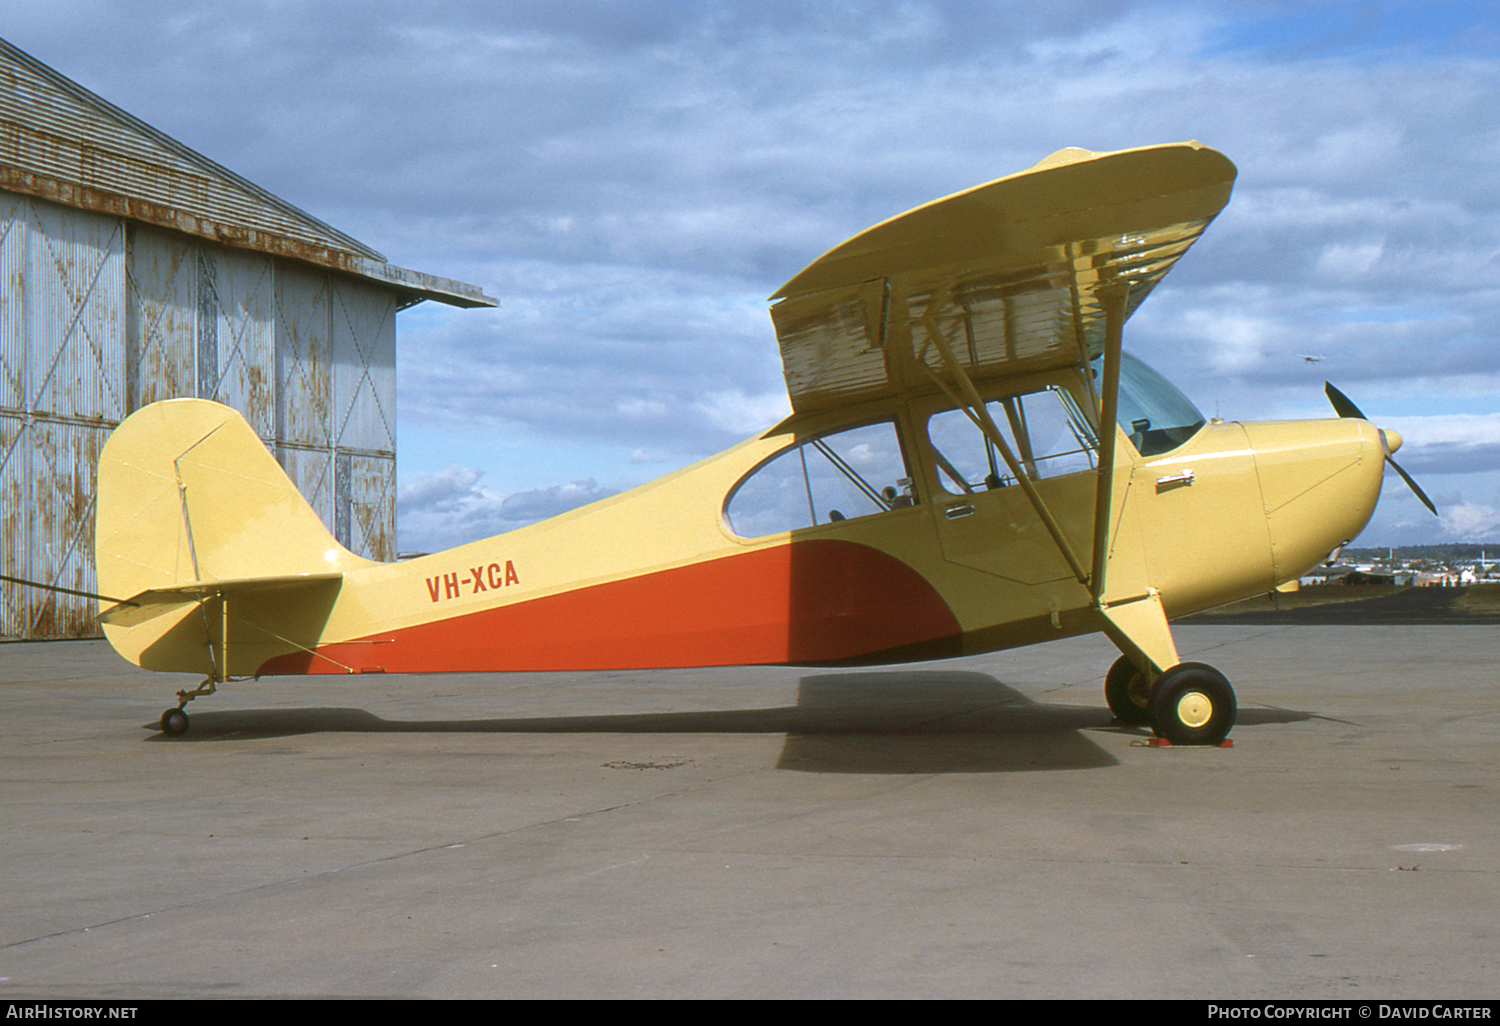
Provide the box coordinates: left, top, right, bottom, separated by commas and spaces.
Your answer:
160, 708, 189, 737
1104, 655, 1153, 726
1149, 663, 1236, 746
157, 676, 219, 737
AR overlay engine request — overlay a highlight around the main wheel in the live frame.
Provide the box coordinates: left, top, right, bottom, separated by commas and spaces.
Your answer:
160, 708, 189, 737
1149, 663, 1236, 746
1104, 655, 1153, 726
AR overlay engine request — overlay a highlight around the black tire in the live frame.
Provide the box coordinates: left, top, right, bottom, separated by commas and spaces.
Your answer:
1104, 655, 1153, 726
1149, 663, 1236, 746
160, 708, 189, 737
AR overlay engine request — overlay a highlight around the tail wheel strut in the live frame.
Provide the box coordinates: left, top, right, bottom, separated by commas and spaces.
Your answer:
158, 589, 228, 738
159, 676, 218, 737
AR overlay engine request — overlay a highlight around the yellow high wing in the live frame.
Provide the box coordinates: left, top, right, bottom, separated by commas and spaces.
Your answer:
768, 141, 1238, 672
769, 142, 1236, 411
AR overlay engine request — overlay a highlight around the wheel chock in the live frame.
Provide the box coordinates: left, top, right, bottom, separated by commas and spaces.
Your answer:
1139, 736, 1233, 748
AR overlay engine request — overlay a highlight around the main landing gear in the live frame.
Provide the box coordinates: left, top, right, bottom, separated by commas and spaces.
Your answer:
1105, 654, 1236, 746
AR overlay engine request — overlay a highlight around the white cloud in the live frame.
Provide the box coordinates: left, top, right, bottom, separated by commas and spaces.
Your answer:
397, 464, 617, 553
1384, 414, 1500, 475
1440, 502, 1500, 541
397, 463, 486, 512
1315, 240, 1386, 280
691, 389, 792, 436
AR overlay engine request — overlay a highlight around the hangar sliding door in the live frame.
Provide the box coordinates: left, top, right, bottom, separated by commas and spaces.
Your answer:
275, 265, 396, 563
0, 195, 125, 638
2, 197, 400, 639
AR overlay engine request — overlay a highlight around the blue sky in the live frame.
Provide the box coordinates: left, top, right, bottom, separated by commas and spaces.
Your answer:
7, 1, 1499, 549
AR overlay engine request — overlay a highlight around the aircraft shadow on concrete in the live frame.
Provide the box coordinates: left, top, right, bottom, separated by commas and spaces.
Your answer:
142, 669, 1315, 774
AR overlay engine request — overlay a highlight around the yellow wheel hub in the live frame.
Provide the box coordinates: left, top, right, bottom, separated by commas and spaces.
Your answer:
1176, 691, 1213, 728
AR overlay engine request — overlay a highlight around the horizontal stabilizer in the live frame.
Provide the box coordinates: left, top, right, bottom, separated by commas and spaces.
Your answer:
99, 572, 344, 627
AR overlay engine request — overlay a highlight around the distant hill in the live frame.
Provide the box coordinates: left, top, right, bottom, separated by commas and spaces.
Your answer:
1184, 583, 1500, 624
1344, 543, 1499, 562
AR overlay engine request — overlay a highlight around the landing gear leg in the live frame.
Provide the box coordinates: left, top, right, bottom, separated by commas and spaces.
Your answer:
1096, 594, 1237, 745
1098, 591, 1177, 730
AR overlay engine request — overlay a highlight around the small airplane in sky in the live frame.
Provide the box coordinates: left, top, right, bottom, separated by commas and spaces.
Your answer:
89, 141, 1435, 744
1300, 354, 1324, 363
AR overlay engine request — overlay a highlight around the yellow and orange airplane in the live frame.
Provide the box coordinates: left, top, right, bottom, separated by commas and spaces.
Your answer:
92, 142, 1433, 742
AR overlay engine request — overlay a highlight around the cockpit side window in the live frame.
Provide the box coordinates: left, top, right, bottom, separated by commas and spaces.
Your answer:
1093, 352, 1206, 456
724, 420, 916, 538
926, 386, 1098, 495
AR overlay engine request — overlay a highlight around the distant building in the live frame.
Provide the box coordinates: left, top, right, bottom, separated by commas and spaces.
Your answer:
1340, 569, 1395, 586
0, 38, 495, 638
1298, 565, 1394, 587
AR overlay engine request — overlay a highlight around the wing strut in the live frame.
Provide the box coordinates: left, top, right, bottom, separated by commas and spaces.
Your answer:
1086, 283, 1182, 677
913, 289, 1091, 587
1089, 283, 1127, 605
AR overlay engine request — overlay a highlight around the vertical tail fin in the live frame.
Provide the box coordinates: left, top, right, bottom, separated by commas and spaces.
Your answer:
96, 399, 363, 672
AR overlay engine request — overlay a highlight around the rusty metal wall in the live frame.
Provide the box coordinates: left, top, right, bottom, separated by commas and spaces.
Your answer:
331, 275, 396, 561
331, 276, 397, 455
126, 225, 277, 436
275, 267, 332, 450
274, 265, 336, 540
341, 451, 396, 564
1, 192, 124, 639
209, 245, 276, 436
124, 224, 195, 406
274, 264, 396, 561
3, 192, 399, 640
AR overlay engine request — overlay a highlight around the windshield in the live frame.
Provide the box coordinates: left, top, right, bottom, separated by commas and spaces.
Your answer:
1092, 352, 1205, 456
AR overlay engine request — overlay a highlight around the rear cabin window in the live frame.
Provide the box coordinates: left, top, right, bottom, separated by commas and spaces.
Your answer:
724, 420, 915, 538
926, 386, 1098, 495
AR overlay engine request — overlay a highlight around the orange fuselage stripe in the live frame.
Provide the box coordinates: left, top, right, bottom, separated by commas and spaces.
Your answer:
258, 539, 962, 675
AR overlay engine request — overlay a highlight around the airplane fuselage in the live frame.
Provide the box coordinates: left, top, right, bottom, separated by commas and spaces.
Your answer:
104, 363, 1385, 680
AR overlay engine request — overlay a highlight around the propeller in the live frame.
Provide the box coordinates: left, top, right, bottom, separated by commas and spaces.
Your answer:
1324, 382, 1438, 517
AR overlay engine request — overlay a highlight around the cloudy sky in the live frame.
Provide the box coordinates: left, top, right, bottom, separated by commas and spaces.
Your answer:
8, 1, 1499, 551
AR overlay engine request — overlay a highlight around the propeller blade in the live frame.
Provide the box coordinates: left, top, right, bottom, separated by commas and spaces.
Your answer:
1324, 381, 1366, 421
1324, 381, 1438, 517
1386, 453, 1439, 517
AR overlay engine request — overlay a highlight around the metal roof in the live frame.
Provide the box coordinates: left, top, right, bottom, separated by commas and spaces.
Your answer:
0, 37, 494, 309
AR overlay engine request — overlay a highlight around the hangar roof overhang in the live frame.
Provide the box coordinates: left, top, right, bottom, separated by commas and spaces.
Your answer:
0, 37, 495, 310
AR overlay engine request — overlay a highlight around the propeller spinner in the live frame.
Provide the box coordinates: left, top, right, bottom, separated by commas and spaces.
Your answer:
1324, 382, 1438, 517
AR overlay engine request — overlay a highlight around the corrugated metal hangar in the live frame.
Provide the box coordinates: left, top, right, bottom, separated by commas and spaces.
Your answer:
0, 38, 496, 639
